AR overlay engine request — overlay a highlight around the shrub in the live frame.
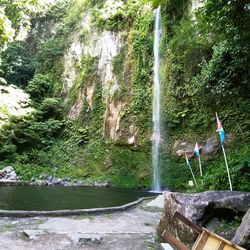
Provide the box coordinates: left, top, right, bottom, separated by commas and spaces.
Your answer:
26, 74, 53, 100
40, 98, 63, 119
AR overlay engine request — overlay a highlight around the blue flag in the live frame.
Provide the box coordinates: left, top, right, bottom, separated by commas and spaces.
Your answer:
194, 142, 200, 158
216, 112, 225, 144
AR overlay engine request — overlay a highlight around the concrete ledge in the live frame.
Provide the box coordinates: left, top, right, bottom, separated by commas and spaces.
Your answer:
0, 196, 156, 217
0, 181, 27, 186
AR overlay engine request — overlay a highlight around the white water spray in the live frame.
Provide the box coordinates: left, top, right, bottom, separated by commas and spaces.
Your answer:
152, 6, 162, 192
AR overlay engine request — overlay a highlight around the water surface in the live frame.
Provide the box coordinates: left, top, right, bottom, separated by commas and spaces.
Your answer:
0, 186, 156, 211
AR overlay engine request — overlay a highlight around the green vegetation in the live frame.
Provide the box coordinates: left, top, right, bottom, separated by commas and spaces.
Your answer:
159, 0, 250, 191
0, 0, 249, 191
0, 41, 35, 86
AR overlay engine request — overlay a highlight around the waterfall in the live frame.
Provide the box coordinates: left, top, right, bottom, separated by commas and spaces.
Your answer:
152, 5, 162, 192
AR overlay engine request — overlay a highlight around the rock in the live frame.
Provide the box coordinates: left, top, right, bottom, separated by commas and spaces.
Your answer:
0, 170, 5, 177
6, 171, 18, 180
93, 181, 110, 187
3, 166, 14, 173
172, 141, 195, 157
63, 177, 71, 182
128, 135, 136, 146
35, 180, 48, 186
47, 176, 63, 186
203, 136, 219, 155
55, 178, 62, 185
232, 208, 250, 249
69, 233, 103, 246
173, 136, 221, 158
157, 191, 250, 244
47, 175, 54, 182
62, 182, 72, 187
21, 230, 43, 240
30, 177, 36, 182
0, 166, 19, 181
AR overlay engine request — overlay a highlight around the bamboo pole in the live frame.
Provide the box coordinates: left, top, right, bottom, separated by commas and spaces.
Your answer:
185, 155, 198, 188
198, 156, 203, 177
221, 144, 233, 191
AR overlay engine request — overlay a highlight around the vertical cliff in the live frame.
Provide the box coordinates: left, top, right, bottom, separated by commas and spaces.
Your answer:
3, 0, 155, 188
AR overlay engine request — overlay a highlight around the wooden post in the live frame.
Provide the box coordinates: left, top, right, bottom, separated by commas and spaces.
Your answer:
185, 154, 198, 188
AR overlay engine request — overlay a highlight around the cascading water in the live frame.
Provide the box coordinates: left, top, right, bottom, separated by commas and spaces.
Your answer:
152, 5, 162, 192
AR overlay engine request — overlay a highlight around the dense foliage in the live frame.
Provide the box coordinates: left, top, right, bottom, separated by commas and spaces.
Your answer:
159, 0, 250, 191
0, 41, 35, 86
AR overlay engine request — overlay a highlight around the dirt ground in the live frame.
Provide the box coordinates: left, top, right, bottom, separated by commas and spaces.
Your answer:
0, 200, 163, 250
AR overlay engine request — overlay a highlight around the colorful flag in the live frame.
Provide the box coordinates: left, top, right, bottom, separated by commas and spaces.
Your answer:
216, 112, 225, 144
194, 142, 200, 158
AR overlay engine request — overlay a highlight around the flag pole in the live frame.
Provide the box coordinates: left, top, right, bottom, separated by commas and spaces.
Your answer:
215, 112, 233, 191
198, 156, 203, 177
221, 143, 233, 191
194, 142, 203, 177
185, 154, 198, 188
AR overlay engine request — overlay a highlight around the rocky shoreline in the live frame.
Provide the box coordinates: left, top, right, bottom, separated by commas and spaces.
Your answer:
0, 166, 110, 187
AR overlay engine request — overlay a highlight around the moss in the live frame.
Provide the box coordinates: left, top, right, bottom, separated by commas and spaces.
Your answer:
65, 56, 99, 114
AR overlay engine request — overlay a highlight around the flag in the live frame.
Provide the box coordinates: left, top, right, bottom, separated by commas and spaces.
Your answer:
194, 142, 200, 158
215, 112, 225, 144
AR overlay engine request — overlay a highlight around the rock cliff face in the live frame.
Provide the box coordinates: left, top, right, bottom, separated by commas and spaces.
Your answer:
63, 19, 128, 142
58, 8, 150, 145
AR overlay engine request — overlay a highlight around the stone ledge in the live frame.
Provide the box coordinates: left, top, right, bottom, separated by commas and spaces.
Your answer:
0, 196, 156, 218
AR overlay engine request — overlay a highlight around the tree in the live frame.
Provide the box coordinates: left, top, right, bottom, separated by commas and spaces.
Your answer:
0, 41, 35, 86
0, 8, 14, 52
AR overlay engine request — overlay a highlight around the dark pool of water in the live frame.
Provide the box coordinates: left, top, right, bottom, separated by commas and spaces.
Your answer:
0, 186, 156, 211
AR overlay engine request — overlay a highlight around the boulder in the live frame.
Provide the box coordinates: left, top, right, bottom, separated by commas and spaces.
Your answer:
232, 208, 250, 249
3, 166, 14, 173
157, 191, 250, 244
0, 166, 18, 181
